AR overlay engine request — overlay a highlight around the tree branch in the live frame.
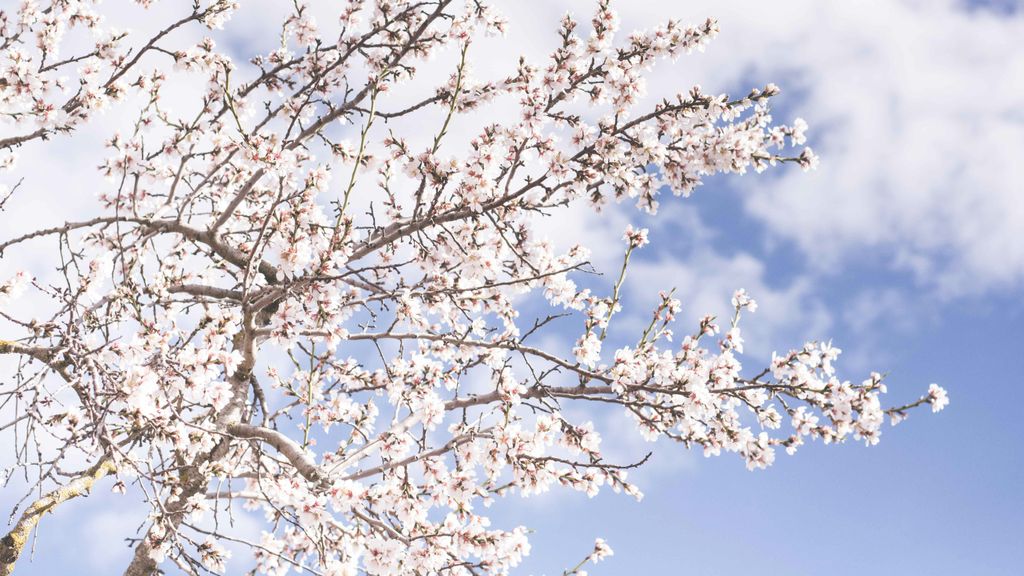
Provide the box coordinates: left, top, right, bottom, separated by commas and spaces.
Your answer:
226, 423, 324, 484
0, 459, 115, 576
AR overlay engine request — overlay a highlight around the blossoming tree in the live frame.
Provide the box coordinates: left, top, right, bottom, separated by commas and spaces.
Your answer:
0, 1, 948, 574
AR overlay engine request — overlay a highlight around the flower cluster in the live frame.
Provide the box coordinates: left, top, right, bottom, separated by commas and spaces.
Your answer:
0, 1, 945, 575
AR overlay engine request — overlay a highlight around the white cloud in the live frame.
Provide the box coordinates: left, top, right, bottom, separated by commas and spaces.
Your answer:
508, 0, 1024, 298
651, 0, 1024, 296
627, 246, 833, 361
479, 0, 1024, 354
81, 496, 148, 572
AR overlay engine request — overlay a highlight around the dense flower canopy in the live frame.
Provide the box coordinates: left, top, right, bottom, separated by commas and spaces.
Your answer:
0, 1, 946, 575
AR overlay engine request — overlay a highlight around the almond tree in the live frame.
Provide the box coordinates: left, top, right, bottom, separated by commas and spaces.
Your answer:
0, 1, 947, 575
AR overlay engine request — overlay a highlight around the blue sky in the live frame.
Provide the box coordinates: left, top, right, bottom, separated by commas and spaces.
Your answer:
503, 155, 1024, 576
2, 0, 1023, 574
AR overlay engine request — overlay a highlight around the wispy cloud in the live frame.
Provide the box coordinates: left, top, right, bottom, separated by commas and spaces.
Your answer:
671, 0, 1024, 296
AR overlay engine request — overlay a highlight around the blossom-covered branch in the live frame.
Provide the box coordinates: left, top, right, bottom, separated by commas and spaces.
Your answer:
0, 1, 946, 574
